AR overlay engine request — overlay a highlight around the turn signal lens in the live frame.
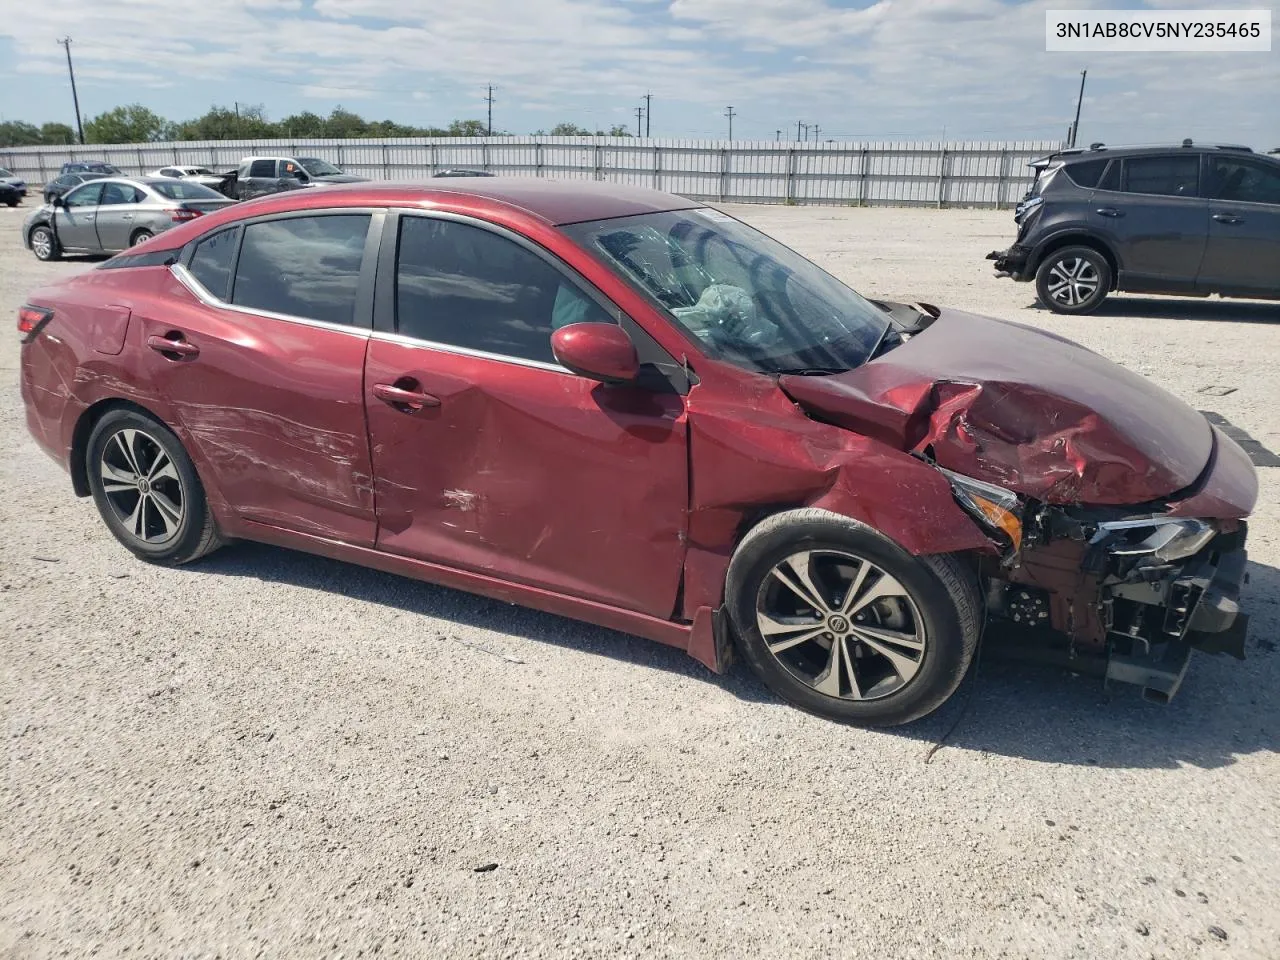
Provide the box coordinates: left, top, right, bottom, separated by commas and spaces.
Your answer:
18, 305, 51, 339
939, 468, 1024, 552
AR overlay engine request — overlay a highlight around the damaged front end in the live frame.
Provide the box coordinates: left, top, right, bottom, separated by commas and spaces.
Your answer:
985, 508, 1249, 704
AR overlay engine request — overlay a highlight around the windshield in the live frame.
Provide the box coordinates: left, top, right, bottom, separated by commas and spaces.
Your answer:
0, 168, 12, 178
562, 209, 890, 375
298, 158, 342, 176
150, 180, 224, 200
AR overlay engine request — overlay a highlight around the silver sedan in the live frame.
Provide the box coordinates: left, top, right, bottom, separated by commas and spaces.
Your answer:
22, 177, 235, 261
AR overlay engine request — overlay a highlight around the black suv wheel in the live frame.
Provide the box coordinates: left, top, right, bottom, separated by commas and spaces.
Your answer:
1035, 246, 1111, 315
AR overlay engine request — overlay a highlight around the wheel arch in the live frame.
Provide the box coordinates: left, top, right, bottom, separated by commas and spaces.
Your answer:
1030, 232, 1120, 289
69, 398, 165, 497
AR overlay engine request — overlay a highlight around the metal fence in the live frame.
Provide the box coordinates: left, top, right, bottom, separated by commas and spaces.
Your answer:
1, 137, 1062, 207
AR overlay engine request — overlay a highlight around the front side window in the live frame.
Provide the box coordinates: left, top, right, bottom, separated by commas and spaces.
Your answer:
562, 209, 891, 375
395, 217, 614, 364
231, 215, 371, 325
1207, 158, 1280, 205
248, 159, 276, 178
187, 227, 240, 301
63, 183, 103, 207
1122, 155, 1200, 197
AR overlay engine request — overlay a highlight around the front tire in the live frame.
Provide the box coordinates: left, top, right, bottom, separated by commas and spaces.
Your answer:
86, 409, 223, 565
1035, 245, 1111, 315
29, 225, 60, 261
726, 509, 981, 726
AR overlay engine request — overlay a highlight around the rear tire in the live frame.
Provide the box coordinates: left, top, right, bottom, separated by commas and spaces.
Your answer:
86, 409, 223, 566
30, 225, 60, 261
725, 509, 981, 726
129, 229, 154, 247
1035, 245, 1111, 315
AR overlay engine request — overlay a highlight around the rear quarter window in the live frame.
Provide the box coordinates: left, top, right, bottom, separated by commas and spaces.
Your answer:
1063, 158, 1109, 188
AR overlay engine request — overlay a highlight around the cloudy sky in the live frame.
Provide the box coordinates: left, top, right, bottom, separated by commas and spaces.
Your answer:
0, 0, 1275, 145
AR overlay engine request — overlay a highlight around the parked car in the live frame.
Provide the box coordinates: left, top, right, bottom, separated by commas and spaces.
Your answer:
60, 160, 123, 176
147, 165, 228, 190
0, 166, 27, 199
43, 172, 109, 204
0, 181, 21, 207
18, 180, 1255, 725
218, 155, 367, 200
434, 169, 495, 178
989, 140, 1280, 314
22, 177, 234, 260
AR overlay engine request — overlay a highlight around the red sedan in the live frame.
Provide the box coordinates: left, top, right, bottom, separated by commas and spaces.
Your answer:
18, 181, 1257, 725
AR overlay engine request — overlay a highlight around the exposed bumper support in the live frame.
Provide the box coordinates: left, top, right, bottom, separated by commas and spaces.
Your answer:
986, 244, 1032, 280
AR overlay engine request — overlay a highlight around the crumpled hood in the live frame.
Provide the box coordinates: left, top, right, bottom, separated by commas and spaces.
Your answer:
779, 308, 1213, 505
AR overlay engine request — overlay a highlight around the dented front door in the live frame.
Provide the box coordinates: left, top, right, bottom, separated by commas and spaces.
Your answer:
363, 339, 689, 618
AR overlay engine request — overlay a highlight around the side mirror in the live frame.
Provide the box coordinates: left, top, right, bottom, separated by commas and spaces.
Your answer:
551, 323, 639, 384
51, 195, 64, 208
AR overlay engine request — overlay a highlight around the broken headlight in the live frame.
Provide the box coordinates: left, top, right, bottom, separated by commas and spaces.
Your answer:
939, 468, 1023, 551
1090, 517, 1215, 562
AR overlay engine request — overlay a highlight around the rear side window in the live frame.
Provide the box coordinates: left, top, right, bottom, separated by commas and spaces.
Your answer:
231, 215, 371, 325
395, 216, 614, 365
100, 183, 144, 205
188, 227, 240, 301
1064, 158, 1108, 188
248, 159, 276, 178
152, 181, 223, 201
159, 168, 180, 178
1122, 155, 1200, 197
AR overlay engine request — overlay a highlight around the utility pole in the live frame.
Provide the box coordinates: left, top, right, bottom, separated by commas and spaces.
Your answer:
776, 129, 782, 141
1069, 69, 1087, 147
724, 106, 736, 141
797, 121, 809, 142
57, 37, 84, 145
485, 84, 496, 136
635, 105, 645, 138
812, 123, 821, 142
234, 101, 240, 118
643, 92, 652, 137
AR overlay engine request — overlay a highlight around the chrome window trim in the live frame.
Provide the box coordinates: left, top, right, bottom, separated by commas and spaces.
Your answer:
370, 328, 573, 375
170, 262, 371, 340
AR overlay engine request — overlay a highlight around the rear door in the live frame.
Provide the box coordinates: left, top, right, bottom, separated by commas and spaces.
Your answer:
54, 181, 104, 250
237, 159, 277, 200
149, 210, 383, 544
94, 181, 148, 251
362, 212, 689, 616
1198, 155, 1280, 296
1090, 153, 1208, 291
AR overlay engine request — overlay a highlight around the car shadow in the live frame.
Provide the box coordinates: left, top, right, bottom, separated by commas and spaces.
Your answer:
1027, 297, 1280, 323
196, 542, 1280, 770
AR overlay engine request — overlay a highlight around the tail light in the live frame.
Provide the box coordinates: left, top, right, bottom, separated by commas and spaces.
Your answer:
170, 208, 203, 222
18, 305, 52, 341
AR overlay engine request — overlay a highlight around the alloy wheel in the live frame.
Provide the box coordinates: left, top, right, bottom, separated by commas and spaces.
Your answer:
755, 549, 927, 701
31, 229, 53, 260
98, 428, 185, 544
1045, 257, 1100, 308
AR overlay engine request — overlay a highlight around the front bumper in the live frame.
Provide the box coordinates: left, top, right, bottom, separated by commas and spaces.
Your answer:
986, 243, 1032, 281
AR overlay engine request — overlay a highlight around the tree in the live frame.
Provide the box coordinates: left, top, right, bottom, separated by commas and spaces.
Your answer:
279, 111, 327, 137
325, 106, 368, 139
548, 122, 593, 136
172, 104, 279, 141
40, 122, 76, 146
0, 120, 44, 147
447, 119, 488, 137
607, 124, 632, 137
84, 104, 170, 144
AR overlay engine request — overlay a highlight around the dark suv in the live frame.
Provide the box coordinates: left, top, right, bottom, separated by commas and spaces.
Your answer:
988, 141, 1280, 314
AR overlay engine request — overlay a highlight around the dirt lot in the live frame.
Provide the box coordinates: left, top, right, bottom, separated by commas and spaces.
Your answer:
2, 201, 1278, 960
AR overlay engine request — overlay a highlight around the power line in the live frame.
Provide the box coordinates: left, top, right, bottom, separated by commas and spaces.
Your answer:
484, 84, 495, 136
724, 105, 736, 141
57, 37, 84, 145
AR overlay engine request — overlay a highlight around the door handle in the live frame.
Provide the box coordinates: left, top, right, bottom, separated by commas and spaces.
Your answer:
1212, 213, 1244, 224
121, 214, 134, 221
373, 381, 440, 411
146, 333, 200, 359
1095, 207, 1123, 217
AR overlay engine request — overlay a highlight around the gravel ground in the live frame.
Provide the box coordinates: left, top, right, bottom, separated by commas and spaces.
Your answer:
2, 201, 1278, 960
